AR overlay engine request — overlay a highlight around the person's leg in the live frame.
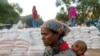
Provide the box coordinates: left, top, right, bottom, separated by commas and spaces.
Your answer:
34, 20, 37, 27
33, 19, 38, 27
32, 20, 34, 27
32, 20, 36, 27
72, 18, 76, 27
70, 19, 74, 27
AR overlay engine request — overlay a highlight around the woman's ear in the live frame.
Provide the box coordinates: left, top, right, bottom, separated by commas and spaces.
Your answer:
71, 45, 74, 50
71, 45, 73, 48
54, 33, 60, 39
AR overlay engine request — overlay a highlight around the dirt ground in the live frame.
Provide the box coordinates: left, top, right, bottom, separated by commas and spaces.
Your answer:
85, 49, 100, 56
34, 49, 100, 56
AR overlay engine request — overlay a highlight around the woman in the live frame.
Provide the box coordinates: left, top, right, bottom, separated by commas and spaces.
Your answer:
41, 20, 76, 56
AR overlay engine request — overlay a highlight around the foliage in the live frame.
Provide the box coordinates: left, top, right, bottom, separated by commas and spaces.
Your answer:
37, 17, 44, 27
11, 3, 23, 14
56, 0, 100, 24
56, 7, 68, 23
0, 0, 22, 24
56, 12, 68, 23
23, 14, 44, 27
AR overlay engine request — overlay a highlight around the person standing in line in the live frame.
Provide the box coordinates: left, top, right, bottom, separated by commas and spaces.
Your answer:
68, 6, 77, 27
41, 19, 76, 56
32, 5, 38, 27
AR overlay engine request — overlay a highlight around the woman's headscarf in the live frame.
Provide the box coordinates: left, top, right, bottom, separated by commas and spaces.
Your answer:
41, 20, 70, 36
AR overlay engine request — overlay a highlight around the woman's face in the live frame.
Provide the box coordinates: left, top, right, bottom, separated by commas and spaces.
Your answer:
41, 27, 59, 47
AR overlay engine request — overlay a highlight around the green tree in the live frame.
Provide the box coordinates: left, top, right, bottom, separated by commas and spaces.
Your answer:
12, 3, 23, 14
80, 0, 99, 19
0, 0, 22, 24
37, 16, 44, 27
56, 7, 68, 23
56, 0, 100, 24
23, 14, 44, 27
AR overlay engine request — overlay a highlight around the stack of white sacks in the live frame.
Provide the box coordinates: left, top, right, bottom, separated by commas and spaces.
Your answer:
0, 28, 44, 56
0, 26, 100, 56
64, 26, 100, 49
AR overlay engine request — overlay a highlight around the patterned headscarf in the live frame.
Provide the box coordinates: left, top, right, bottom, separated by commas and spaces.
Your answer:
41, 20, 70, 37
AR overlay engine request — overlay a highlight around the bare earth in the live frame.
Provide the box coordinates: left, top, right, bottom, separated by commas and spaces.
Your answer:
85, 49, 100, 56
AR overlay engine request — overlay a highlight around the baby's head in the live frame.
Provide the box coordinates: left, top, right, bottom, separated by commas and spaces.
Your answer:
71, 40, 87, 56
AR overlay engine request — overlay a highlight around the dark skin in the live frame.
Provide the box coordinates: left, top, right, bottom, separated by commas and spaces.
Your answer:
72, 41, 87, 56
41, 27, 60, 47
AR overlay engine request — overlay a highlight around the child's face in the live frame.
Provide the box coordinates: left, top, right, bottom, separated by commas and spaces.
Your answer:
72, 41, 86, 55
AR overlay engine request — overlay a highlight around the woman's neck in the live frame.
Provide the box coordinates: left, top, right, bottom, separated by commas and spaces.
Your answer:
51, 39, 62, 47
